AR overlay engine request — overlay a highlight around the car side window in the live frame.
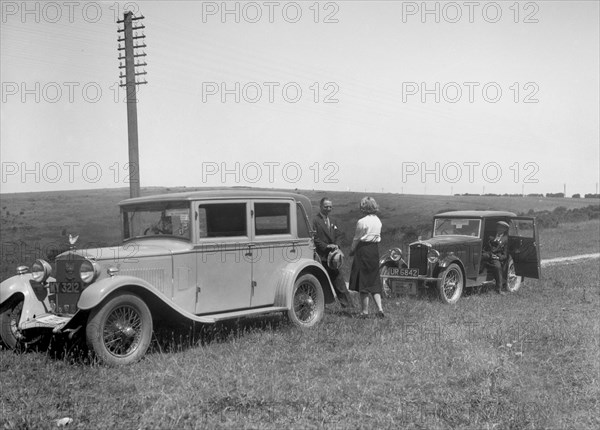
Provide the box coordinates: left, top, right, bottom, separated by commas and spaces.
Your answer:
511, 219, 534, 238
296, 203, 310, 238
255, 203, 291, 236
198, 203, 247, 238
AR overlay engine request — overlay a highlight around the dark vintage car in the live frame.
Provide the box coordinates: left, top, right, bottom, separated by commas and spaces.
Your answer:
0, 190, 337, 365
379, 211, 541, 304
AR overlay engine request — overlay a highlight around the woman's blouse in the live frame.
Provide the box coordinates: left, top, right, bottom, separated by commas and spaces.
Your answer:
351, 214, 382, 251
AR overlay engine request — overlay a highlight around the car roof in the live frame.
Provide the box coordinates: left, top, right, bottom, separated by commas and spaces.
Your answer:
435, 210, 517, 218
119, 188, 310, 206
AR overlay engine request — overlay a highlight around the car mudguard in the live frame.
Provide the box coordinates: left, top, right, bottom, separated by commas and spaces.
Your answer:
273, 258, 336, 308
76, 275, 215, 323
438, 256, 466, 277
0, 274, 54, 327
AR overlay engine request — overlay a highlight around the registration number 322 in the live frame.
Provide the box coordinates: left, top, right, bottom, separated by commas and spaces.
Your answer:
389, 268, 419, 277
50, 282, 81, 293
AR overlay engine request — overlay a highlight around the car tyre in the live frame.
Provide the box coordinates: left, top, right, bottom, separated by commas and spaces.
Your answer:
0, 298, 24, 349
437, 263, 464, 304
86, 292, 153, 366
505, 257, 522, 292
287, 274, 324, 328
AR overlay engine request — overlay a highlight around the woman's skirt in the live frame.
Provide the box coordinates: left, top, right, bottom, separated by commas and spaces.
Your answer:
349, 241, 381, 294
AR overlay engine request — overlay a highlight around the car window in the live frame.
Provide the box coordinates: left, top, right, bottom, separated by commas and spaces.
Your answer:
511, 219, 535, 238
255, 202, 291, 236
122, 202, 191, 240
433, 218, 481, 237
296, 203, 310, 238
198, 203, 247, 238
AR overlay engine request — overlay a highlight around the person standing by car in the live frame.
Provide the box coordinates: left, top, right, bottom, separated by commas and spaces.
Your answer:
482, 221, 510, 295
312, 197, 354, 309
349, 197, 384, 318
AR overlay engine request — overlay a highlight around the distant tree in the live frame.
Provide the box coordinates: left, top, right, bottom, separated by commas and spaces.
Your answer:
584, 193, 600, 199
545, 192, 565, 198
572, 193, 581, 198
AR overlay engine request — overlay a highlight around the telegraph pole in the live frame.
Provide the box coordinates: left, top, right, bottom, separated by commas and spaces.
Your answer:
117, 12, 147, 198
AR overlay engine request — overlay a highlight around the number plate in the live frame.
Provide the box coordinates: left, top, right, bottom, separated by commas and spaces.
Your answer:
389, 267, 419, 277
49, 282, 82, 294
389, 280, 418, 296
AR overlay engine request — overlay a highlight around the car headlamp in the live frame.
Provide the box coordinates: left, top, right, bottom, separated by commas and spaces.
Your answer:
427, 249, 440, 264
390, 248, 403, 261
79, 259, 100, 284
32, 259, 52, 283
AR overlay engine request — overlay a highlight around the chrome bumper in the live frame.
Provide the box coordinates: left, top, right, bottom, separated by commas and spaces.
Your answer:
380, 275, 440, 284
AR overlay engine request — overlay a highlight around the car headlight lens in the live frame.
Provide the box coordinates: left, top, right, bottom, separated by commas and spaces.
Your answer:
427, 249, 440, 264
390, 248, 402, 261
32, 259, 52, 283
79, 259, 100, 284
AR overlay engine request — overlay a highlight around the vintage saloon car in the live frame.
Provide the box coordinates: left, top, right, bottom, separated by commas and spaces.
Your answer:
0, 190, 337, 365
379, 211, 541, 304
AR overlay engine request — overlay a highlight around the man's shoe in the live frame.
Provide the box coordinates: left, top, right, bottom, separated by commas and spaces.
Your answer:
376, 311, 385, 319
497, 289, 506, 295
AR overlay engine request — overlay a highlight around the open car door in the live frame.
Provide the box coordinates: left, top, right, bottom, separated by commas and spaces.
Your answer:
508, 217, 541, 279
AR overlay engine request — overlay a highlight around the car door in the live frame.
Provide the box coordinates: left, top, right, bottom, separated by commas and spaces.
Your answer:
508, 217, 541, 279
194, 201, 252, 314
249, 200, 297, 308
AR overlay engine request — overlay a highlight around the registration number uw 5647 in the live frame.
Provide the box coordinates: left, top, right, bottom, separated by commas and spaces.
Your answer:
389, 267, 419, 277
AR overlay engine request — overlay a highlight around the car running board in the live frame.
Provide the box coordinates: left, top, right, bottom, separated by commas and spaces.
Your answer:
198, 306, 288, 323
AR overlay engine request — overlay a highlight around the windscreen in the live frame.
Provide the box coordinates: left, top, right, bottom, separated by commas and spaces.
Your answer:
122, 202, 191, 240
433, 218, 481, 237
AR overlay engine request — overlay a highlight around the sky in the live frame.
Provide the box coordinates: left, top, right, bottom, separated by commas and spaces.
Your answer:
1, 0, 599, 196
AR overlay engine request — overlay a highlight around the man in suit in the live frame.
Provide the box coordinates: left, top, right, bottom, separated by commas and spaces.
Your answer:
482, 221, 510, 295
312, 197, 354, 309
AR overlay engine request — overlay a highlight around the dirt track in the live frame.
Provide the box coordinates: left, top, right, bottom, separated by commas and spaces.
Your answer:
541, 253, 600, 266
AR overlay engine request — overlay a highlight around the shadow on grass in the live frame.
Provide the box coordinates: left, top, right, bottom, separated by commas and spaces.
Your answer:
149, 313, 291, 355
4, 313, 297, 365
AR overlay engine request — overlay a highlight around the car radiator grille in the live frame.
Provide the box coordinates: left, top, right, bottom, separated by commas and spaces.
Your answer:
409, 244, 429, 275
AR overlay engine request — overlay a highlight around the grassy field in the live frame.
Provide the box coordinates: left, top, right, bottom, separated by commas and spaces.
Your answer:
0, 188, 599, 429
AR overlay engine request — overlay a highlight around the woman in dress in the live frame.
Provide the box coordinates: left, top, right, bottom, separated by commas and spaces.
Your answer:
349, 197, 384, 318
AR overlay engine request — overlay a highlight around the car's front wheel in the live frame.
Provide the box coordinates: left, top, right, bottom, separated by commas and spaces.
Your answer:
287, 274, 325, 328
86, 292, 153, 366
437, 263, 464, 304
0, 298, 24, 349
506, 257, 522, 292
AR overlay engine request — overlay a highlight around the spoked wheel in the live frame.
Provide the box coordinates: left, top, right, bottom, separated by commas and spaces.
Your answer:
287, 274, 324, 328
86, 293, 152, 366
0, 298, 24, 349
437, 263, 464, 304
506, 257, 522, 292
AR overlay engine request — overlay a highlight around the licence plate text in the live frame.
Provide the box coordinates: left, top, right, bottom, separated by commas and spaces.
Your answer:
49, 282, 82, 294
389, 267, 419, 277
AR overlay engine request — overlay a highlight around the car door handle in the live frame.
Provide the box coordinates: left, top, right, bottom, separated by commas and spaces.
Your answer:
245, 243, 256, 257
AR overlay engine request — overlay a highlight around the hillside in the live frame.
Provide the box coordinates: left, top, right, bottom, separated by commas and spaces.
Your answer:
1, 186, 597, 279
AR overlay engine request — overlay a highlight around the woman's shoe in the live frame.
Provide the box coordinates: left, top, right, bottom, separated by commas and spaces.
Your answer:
376, 311, 385, 319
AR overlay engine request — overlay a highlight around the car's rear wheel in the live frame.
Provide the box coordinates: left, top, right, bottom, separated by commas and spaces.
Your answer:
0, 298, 24, 349
437, 263, 464, 304
506, 257, 522, 292
287, 274, 324, 328
86, 292, 153, 366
